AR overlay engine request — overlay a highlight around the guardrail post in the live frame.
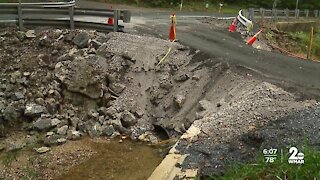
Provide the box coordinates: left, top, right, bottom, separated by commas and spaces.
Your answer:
285, 8, 289, 20
69, 6, 74, 30
113, 10, 119, 32
18, 0, 23, 30
314, 10, 318, 17
259, 8, 264, 20
295, 9, 300, 18
272, 9, 278, 21
248, 8, 254, 20
305, 9, 309, 18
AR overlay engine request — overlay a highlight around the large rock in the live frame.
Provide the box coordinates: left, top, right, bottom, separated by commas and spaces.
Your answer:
73, 32, 89, 48
105, 106, 118, 119
102, 125, 115, 136
121, 110, 137, 127
44, 134, 61, 146
57, 125, 68, 135
3, 104, 20, 121
55, 56, 105, 99
33, 117, 61, 131
24, 103, 46, 117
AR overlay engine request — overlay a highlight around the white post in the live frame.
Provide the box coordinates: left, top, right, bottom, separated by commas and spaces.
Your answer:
180, 0, 183, 11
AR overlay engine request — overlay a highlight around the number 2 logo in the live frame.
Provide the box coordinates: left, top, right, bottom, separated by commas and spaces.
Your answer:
289, 147, 298, 160
289, 147, 304, 160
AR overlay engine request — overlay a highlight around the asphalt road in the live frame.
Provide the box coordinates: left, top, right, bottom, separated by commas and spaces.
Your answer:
77, 0, 320, 98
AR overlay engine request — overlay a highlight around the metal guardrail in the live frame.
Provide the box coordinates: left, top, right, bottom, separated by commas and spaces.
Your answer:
0, 1, 131, 32
248, 8, 320, 20
237, 10, 253, 29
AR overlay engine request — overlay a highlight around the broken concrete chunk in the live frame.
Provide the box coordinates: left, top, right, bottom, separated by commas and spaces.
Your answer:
51, 118, 61, 126
174, 94, 186, 108
57, 125, 68, 135
46, 132, 54, 136
73, 32, 89, 48
24, 103, 46, 117
35, 147, 50, 154
57, 138, 67, 144
25, 30, 36, 38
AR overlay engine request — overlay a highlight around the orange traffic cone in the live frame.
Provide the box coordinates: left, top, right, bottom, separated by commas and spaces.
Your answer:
169, 24, 176, 42
169, 14, 176, 42
107, 5, 114, 25
229, 17, 237, 32
246, 29, 263, 45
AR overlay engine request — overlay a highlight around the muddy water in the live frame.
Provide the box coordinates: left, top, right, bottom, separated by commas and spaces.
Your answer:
55, 138, 163, 180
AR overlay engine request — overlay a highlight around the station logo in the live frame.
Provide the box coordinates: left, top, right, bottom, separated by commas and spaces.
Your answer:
288, 147, 304, 165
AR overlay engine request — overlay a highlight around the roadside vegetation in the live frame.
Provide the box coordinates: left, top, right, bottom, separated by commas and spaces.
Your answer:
208, 146, 320, 180
290, 31, 320, 59
102, 0, 320, 9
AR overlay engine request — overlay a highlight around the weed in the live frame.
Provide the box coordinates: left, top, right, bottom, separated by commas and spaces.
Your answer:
290, 31, 320, 59
1, 151, 18, 166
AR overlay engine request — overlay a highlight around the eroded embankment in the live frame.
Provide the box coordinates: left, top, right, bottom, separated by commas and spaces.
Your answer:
0, 28, 319, 179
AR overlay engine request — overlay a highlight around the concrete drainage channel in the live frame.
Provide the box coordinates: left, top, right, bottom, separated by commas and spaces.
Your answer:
0, 26, 319, 179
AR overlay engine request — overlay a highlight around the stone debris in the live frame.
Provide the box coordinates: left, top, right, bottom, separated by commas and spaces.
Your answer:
35, 146, 50, 154
174, 94, 186, 108
24, 103, 46, 117
57, 125, 68, 135
72, 31, 89, 48
25, 30, 36, 38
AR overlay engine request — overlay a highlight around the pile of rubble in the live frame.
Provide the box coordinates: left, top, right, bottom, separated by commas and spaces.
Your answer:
0, 29, 196, 149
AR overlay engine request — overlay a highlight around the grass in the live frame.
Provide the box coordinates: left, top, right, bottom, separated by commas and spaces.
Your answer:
1, 151, 18, 166
207, 146, 320, 180
290, 31, 320, 59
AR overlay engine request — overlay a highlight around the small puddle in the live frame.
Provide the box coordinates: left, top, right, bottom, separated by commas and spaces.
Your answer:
55, 138, 163, 180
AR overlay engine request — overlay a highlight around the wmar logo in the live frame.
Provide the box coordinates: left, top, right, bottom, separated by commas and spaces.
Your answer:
288, 147, 304, 164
